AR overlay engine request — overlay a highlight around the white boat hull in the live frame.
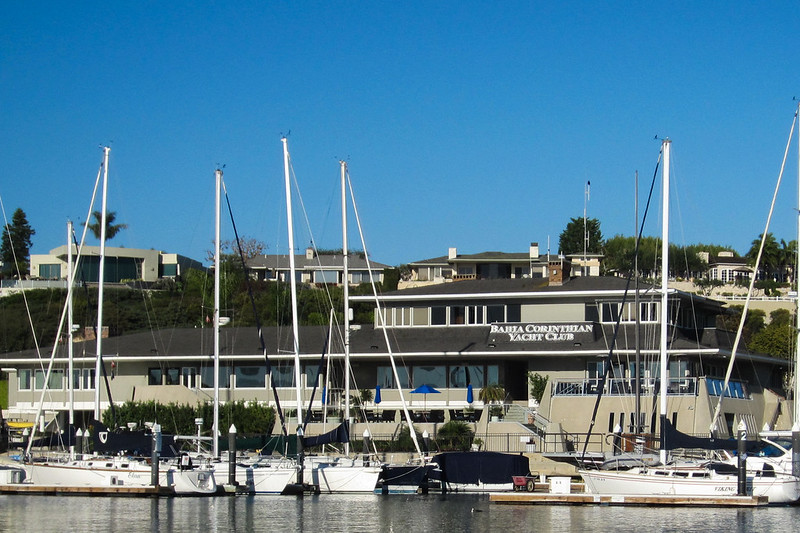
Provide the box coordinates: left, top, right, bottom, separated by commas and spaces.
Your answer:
24, 459, 217, 495
580, 468, 800, 504
302, 459, 381, 493
213, 462, 297, 494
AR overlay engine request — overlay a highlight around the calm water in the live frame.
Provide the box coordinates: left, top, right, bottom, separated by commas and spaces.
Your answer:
1, 493, 799, 532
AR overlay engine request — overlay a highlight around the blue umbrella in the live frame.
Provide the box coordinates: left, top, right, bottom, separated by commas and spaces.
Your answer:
466, 384, 474, 404
410, 384, 441, 411
321, 386, 327, 405
375, 385, 382, 404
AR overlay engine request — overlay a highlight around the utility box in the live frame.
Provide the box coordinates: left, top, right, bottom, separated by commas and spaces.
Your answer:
549, 476, 571, 494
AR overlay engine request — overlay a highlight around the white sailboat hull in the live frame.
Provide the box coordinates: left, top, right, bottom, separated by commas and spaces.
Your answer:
580, 468, 800, 504
303, 458, 381, 493
213, 461, 297, 494
24, 458, 217, 495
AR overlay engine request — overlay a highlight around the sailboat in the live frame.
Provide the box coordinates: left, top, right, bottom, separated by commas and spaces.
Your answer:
579, 139, 800, 504
278, 139, 381, 493
20, 147, 217, 495
208, 168, 298, 494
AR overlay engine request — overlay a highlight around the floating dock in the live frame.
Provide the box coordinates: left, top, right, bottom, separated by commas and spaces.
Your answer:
0, 483, 174, 497
490, 492, 769, 507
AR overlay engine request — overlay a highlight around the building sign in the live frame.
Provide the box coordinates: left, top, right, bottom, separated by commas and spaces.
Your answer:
489, 323, 594, 342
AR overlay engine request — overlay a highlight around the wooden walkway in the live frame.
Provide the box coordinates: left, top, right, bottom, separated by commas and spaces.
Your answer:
0, 483, 174, 496
490, 491, 769, 507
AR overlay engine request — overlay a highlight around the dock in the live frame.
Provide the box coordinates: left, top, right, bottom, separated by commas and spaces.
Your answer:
0, 483, 175, 497
490, 492, 769, 507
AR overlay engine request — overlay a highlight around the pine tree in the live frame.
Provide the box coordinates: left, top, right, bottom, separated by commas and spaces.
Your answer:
0, 208, 35, 278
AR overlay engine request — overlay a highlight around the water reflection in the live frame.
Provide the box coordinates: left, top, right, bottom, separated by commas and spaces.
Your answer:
1, 493, 798, 533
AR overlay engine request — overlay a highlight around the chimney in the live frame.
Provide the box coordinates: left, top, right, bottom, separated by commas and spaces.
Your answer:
448, 247, 457, 260
529, 242, 539, 259
305, 247, 315, 260
549, 258, 572, 286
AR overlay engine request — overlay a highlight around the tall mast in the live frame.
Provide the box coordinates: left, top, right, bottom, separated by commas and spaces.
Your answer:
94, 146, 110, 421
282, 137, 304, 426
795, 100, 800, 429
634, 171, 641, 433
213, 168, 222, 458
659, 139, 671, 465
67, 220, 75, 456
341, 160, 351, 455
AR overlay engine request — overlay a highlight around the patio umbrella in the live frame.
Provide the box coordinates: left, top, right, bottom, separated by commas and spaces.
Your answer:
410, 384, 441, 411
375, 385, 382, 405
466, 384, 474, 404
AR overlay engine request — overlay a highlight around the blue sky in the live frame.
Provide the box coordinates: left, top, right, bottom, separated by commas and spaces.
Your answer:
3, 2, 800, 267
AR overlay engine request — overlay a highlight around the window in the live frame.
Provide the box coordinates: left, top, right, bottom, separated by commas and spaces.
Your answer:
450, 306, 466, 325
412, 307, 428, 326
314, 270, 339, 284
271, 365, 295, 388
431, 307, 446, 325
72, 369, 81, 390
200, 366, 231, 388
165, 368, 180, 385
18, 369, 32, 390
39, 263, 61, 279
487, 305, 504, 323
506, 305, 521, 323
83, 368, 95, 390
181, 367, 198, 388
34, 369, 64, 390
467, 305, 484, 325
235, 365, 266, 388
377, 366, 409, 389
148, 368, 163, 386
413, 366, 446, 388
304, 365, 323, 388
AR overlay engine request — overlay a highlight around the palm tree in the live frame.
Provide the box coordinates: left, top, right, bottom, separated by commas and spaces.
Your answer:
479, 383, 506, 418
87, 210, 128, 241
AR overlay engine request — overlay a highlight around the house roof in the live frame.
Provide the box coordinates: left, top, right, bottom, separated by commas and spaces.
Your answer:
247, 253, 390, 271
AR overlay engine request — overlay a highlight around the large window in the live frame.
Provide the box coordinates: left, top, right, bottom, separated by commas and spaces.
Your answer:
431, 307, 446, 325
314, 270, 339, 284
413, 366, 446, 388
235, 365, 266, 388
487, 305, 504, 323
271, 365, 295, 388
34, 369, 63, 390
200, 365, 231, 389
377, 366, 409, 389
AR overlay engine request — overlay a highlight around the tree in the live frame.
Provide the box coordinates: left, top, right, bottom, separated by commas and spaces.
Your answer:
528, 372, 549, 403
1, 208, 35, 278
87, 210, 128, 241
558, 217, 603, 256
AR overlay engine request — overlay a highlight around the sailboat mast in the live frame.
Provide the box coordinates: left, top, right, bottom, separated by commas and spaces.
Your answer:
795, 101, 800, 429
341, 160, 351, 456
634, 171, 641, 433
94, 146, 110, 421
282, 137, 304, 426
659, 139, 671, 465
67, 221, 74, 442
213, 169, 222, 458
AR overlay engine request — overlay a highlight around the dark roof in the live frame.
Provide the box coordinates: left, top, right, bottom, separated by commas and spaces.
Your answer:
247, 253, 390, 270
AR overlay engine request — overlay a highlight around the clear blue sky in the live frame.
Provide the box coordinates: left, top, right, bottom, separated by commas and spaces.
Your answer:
3, 2, 800, 267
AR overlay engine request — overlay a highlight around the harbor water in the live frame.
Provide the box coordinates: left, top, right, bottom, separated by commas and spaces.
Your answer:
1, 493, 799, 532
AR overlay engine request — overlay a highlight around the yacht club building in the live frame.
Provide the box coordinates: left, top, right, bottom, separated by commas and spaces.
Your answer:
2, 260, 792, 453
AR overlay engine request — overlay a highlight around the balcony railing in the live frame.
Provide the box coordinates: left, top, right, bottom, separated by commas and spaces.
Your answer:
552, 377, 751, 399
